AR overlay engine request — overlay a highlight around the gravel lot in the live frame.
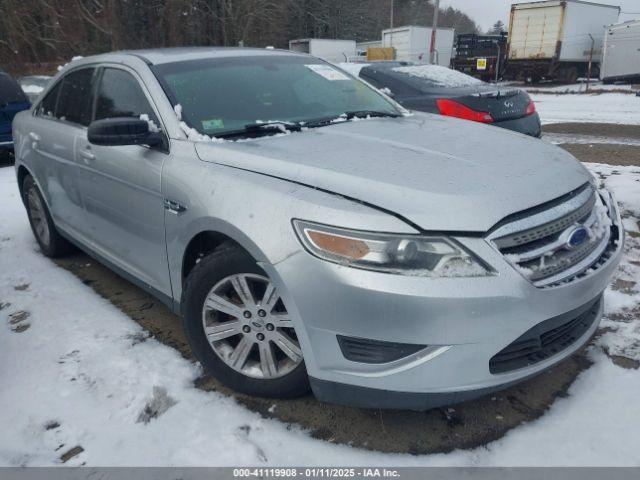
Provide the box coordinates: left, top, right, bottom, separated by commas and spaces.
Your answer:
543, 123, 640, 167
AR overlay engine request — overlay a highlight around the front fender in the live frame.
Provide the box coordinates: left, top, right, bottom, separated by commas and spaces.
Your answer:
162, 140, 416, 308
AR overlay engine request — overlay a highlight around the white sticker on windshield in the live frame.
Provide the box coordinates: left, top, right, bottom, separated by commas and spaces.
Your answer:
305, 64, 349, 81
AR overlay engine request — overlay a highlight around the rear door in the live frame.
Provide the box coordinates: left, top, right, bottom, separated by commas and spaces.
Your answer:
509, 4, 564, 61
74, 65, 172, 297
28, 68, 96, 239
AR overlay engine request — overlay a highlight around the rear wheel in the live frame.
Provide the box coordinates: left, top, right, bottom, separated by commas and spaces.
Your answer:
22, 174, 74, 257
182, 243, 309, 398
563, 67, 579, 84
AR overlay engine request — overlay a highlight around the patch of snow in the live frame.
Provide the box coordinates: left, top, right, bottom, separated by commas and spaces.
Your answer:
173, 103, 182, 121
173, 104, 224, 143
57, 56, 84, 72
531, 93, 640, 125
392, 65, 483, 88
0, 163, 639, 466
520, 81, 636, 94
139, 114, 160, 133
20, 85, 44, 94
543, 133, 640, 147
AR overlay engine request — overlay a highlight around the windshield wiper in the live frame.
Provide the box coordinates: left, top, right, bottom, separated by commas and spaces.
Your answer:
302, 110, 400, 129
245, 120, 303, 132
215, 121, 302, 139
342, 110, 401, 119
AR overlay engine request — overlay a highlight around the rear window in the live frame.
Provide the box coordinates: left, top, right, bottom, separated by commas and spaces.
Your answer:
0, 73, 28, 105
36, 82, 61, 118
391, 65, 483, 89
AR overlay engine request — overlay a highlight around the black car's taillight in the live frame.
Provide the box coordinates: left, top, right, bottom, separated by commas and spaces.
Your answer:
525, 99, 536, 116
436, 98, 494, 123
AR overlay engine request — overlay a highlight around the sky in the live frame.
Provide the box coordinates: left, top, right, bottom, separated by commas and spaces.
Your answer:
438, 0, 640, 32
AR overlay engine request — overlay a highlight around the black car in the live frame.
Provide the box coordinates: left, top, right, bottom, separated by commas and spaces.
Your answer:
1, 70, 31, 158
343, 61, 541, 138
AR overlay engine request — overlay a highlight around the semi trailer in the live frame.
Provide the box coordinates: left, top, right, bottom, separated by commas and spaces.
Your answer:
506, 0, 620, 83
601, 19, 640, 84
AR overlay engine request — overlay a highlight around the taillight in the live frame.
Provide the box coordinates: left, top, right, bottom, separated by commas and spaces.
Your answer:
525, 99, 536, 116
436, 99, 493, 123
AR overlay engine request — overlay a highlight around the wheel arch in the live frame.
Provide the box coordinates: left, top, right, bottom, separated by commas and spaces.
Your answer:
16, 164, 32, 204
180, 226, 272, 286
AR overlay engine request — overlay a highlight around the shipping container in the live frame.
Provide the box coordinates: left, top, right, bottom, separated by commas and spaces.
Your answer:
601, 19, 640, 83
506, 0, 620, 82
381, 26, 455, 66
289, 39, 357, 64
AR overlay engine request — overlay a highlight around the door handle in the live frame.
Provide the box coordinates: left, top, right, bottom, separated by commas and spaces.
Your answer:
163, 199, 187, 215
79, 149, 95, 162
29, 131, 41, 149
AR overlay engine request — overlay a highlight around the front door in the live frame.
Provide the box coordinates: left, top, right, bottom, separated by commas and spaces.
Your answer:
75, 66, 172, 297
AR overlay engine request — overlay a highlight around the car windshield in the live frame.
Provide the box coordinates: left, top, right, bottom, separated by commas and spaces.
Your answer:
152, 54, 401, 137
391, 64, 483, 89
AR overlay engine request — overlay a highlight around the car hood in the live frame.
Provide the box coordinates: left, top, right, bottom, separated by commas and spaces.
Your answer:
195, 113, 590, 232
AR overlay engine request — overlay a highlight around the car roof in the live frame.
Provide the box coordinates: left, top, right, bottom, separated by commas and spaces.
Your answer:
75, 47, 307, 66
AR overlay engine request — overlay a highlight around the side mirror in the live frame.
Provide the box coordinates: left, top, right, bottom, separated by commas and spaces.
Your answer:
88, 117, 164, 148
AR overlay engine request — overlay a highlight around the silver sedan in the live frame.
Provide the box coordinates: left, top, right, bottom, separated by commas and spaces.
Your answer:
12, 48, 623, 409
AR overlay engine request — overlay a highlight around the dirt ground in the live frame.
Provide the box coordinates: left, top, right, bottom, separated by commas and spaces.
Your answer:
543, 123, 640, 166
54, 252, 593, 455
5, 121, 639, 454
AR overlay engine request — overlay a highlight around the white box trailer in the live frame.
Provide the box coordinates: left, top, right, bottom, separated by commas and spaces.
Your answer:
601, 19, 640, 83
506, 0, 620, 82
289, 39, 357, 64
381, 26, 455, 66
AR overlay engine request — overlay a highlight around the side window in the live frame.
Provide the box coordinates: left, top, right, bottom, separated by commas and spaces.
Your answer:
56, 68, 96, 126
95, 68, 159, 127
36, 81, 62, 118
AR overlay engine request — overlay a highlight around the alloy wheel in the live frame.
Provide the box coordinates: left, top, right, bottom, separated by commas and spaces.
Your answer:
202, 273, 302, 379
27, 186, 50, 247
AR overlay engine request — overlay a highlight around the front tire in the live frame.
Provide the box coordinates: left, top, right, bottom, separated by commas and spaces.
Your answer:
22, 174, 74, 258
182, 243, 310, 398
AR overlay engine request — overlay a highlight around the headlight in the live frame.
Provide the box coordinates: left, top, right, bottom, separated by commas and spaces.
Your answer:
293, 220, 492, 277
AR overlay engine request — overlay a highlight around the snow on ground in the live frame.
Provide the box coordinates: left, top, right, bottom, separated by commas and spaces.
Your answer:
506, 80, 637, 94
532, 93, 640, 125
1, 163, 639, 466
543, 133, 640, 147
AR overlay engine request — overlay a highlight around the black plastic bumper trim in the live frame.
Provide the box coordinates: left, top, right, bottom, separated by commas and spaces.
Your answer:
310, 375, 533, 411
490, 295, 602, 374
337, 335, 426, 364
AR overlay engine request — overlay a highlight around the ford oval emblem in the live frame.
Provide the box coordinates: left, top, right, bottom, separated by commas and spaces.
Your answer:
566, 226, 589, 249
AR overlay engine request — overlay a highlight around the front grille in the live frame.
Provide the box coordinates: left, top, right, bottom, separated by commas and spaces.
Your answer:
489, 296, 601, 374
489, 184, 618, 287
337, 335, 426, 364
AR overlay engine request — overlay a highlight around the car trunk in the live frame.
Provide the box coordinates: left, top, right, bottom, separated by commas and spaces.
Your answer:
438, 87, 530, 122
